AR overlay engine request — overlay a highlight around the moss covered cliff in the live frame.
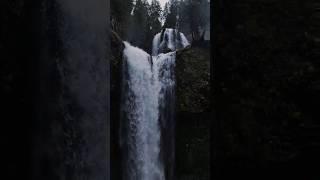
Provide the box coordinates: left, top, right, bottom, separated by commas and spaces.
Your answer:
175, 46, 211, 180
176, 47, 210, 113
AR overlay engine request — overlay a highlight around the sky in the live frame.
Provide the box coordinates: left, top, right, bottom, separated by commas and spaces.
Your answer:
147, 0, 169, 9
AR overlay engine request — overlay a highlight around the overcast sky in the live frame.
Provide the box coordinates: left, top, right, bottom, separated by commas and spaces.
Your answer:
147, 0, 169, 9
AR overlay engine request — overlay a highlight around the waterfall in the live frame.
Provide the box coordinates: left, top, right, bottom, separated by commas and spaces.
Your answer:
152, 28, 190, 55
121, 28, 189, 180
152, 33, 161, 56
121, 41, 164, 180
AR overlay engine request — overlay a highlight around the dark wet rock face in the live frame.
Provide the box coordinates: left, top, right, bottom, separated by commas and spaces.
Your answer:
176, 47, 210, 113
111, 30, 124, 100
110, 30, 124, 180
175, 46, 211, 180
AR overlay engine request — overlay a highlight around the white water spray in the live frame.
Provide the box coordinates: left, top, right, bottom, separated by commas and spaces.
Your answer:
121, 28, 189, 180
152, 28, 190, 55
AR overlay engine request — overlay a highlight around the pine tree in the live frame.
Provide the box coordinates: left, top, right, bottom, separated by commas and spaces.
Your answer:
162, 2, 170, 24
148, 0, 162, 34
129, 0, 150, 48
111, 0, 133, 36
163, 0, 179, 28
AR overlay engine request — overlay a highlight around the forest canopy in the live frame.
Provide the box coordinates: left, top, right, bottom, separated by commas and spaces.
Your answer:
111, 0, 210, 52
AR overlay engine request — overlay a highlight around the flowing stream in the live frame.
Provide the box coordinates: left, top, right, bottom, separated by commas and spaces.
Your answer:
121, 28, 189, 180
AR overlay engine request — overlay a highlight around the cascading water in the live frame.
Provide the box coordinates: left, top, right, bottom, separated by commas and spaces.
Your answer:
121, 41, 165, 180
121, 28, 189, 180
152, 28, 190, 56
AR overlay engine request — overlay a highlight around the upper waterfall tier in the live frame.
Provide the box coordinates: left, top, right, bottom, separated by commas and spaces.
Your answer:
152, 28, 190, 56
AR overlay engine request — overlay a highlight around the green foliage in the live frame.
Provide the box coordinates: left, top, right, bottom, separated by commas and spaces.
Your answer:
113, 0, 163, 53
163, 0, 179, 28
111, 0, 132, 20
111, 0, 210, 50
162, 2, 170, 23
148, 0, 162, 33
127, 0, 149, 50
111, 0, 133, 36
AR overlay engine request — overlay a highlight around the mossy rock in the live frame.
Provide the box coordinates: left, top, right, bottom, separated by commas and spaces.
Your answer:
176, 46, 210, 113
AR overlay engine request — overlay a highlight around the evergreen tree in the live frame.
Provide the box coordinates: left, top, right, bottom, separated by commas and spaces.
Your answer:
162, 2, 170, 24
140, 0, 162, 53
148, 0, 162, 33
111, 0, 133, 36
177, 0, 189, 33
129, 0, 150, 48
163, 0, 179, 28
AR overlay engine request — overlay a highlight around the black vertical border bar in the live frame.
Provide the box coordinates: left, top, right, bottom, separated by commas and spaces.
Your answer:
211, 0, 222, 179
106, 0, 111, 180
